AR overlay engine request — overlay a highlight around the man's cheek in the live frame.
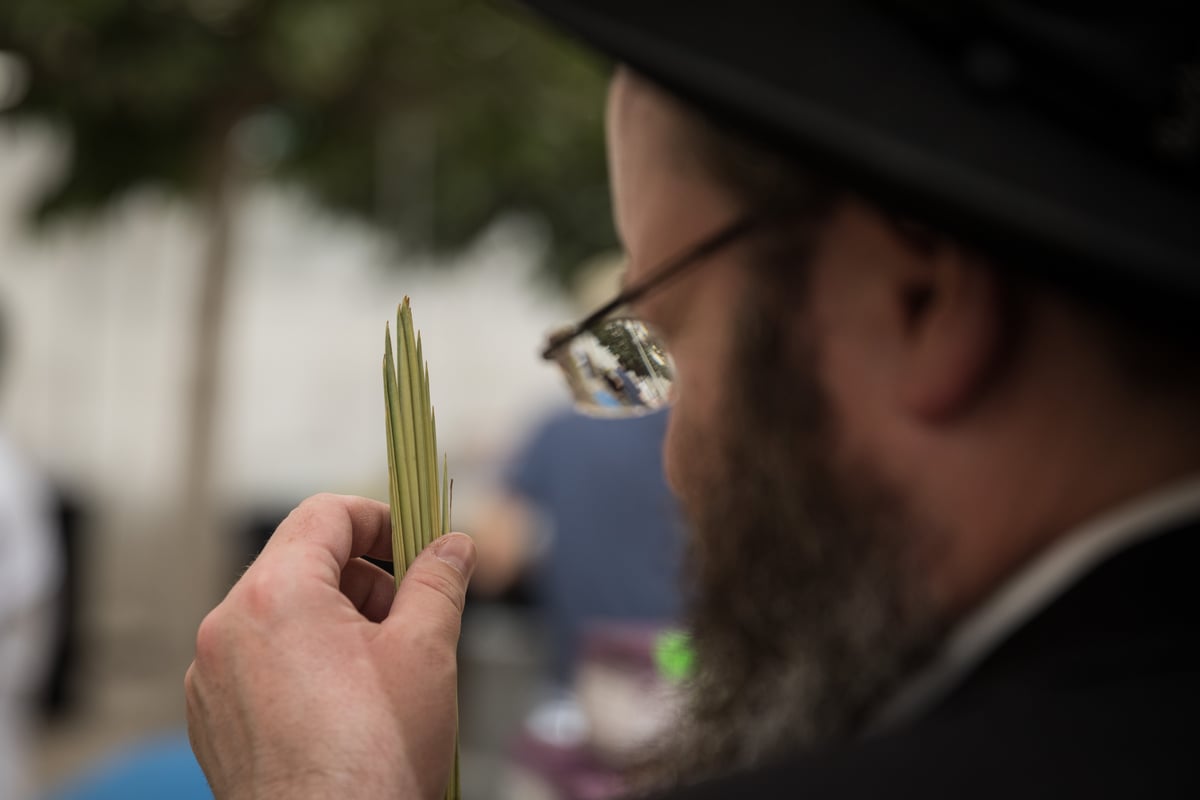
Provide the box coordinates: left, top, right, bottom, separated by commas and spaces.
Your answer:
663, 338, 726, 502
662, 398, 711, 507
662, 410, 685, 498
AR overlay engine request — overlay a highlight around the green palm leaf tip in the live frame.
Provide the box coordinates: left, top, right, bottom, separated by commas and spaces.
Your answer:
412, 330, 433, 549
382, 327, 408, 579
385, 322, 418, 576
424, 362, 440, 544
441, 454, 450, 537
382, 298, 460, 800
432, 406, 442, 537
395, 300, 421, 568
399, 300, 428, 550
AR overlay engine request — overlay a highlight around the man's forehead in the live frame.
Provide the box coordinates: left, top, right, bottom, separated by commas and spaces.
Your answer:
608, 70, 734, 263
608, 69, 653, 125
609, 70, 704, 178
607, 71, 677, 265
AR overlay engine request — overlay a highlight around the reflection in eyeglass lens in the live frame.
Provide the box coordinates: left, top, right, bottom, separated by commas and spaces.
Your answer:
552, 319, 674, 417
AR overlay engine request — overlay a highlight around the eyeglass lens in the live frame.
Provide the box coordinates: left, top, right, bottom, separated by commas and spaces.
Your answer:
548, 318, 674, 417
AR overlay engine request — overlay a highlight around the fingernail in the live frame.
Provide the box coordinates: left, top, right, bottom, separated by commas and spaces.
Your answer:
432, 533, 476, 578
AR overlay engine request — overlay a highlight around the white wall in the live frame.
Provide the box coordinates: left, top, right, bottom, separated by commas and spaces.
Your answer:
0, 122, 577, 524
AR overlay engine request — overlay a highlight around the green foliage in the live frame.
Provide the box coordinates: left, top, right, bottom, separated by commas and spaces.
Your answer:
0, 0, 614, 282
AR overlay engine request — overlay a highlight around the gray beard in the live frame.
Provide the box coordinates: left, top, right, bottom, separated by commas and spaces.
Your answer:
645, 291, 950, 788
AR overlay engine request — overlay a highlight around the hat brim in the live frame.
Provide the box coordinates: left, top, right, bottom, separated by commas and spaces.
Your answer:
519, 0, 1200, 299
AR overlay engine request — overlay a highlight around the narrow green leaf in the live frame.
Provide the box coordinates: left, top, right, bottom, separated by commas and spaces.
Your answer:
445, 737, 460, 800
424, 363, 438, 543
382, 352, 404, 579
391, 321, 420, 578
402, 303, 431, 550
441, 453, 450, 537
418, 339, 436, 549
384, 325, 414, 580
427, 410, 436, 542
432, 404, 440, 490
396, 301, 421, 567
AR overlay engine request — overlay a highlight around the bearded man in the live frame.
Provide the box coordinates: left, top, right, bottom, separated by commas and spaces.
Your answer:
185, 2, 1200, 798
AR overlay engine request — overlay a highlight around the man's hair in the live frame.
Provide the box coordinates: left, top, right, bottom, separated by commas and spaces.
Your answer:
675, 100, 1200, 394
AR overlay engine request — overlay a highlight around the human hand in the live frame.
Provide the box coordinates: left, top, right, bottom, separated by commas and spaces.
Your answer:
185, 493, 476, 799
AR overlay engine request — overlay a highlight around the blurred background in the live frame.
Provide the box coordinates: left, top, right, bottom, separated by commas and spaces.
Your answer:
0, 1, 687, 798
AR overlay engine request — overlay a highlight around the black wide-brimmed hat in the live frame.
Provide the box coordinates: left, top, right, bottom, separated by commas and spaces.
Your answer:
520, 0, 1200, 300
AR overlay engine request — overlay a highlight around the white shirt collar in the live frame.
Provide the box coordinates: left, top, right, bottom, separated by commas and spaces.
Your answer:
872, 472, 1200, 732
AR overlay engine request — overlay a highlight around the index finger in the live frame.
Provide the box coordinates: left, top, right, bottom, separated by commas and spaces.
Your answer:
259, 494, 394, 572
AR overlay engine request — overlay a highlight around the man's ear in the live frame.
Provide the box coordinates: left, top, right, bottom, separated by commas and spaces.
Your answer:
895, 239, 1009, 422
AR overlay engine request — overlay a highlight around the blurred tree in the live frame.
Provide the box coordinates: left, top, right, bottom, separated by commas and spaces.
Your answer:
0, 0, 612, 272
0, 0, 611, 585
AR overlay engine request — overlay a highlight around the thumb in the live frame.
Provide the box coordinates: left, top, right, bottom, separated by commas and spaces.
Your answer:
379, 535, 474, 799
385, 533, 476, 645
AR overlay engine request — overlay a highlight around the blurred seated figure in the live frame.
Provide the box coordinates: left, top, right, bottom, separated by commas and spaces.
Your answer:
0, 432, 60, 800
0, 306, 61, 800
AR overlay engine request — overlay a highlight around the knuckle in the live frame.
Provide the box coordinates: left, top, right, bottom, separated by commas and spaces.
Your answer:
281, 493, 337, 532
236, 568, 284, 620
193, 567, 281, 666
193, 607, 227, 665
299, 492, 341, 515
183, 663, 203, 712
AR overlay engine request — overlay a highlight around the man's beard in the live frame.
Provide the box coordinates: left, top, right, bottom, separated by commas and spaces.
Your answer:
648, 287, 950, 786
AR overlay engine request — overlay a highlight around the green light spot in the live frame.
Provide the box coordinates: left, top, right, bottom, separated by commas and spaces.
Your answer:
655, 630, 694, 683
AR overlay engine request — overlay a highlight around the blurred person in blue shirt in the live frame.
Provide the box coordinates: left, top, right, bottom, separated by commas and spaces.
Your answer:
473, 407, 683, 685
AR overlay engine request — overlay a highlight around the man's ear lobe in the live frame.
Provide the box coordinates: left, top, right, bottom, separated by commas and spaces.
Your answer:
898, 246, 1008, 422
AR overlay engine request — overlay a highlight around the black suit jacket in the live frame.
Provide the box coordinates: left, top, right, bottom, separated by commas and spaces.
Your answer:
652, 520, 1200, 798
